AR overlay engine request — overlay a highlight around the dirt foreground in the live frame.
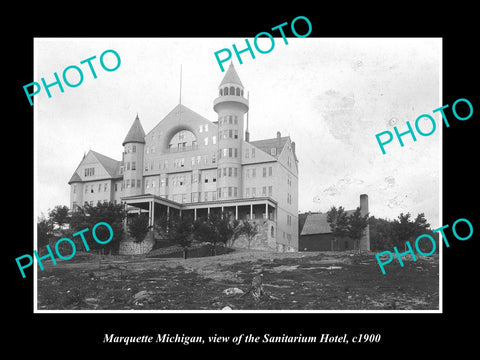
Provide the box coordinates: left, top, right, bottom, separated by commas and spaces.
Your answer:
36, 248, 439, 311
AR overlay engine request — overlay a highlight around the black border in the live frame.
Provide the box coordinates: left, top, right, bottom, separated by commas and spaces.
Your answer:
7, 5, 479, 354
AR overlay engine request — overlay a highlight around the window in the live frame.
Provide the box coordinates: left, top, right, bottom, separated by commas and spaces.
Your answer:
269, 166, 272, 176
262, 186, 266, 196
252, 187, 256, 197
252, 168, 256, 177
204, 124, 208, 132
205, 176, 209, 183
236, 88, 240, 96
137, 179, 141, 188
132, 161, 136, 170
228, 167, 232, 177
245, 149, 249, 158
271, 148, 277, 156
252, 148, 255, 158
98, 184, 101, 192
152, 180, 156, 188
115, 183, 118, 191
234, 130, 238, 139
246, 188, 250, 197
228, 129, 232, 138
230, 87, 234, 96
219, 89, 223, 96
223, 168, 227, 177
234, 148, 238, 158
132, 145, 136, 153
85, 185, 88, 193
104, 183, 107, 191
145, 163, 148, 171
271, 226, 274, 238
263, 167, 267, 177
126, 162, 130, 171
223, 148, 228, 157
212, 136, 216, 145
234, 187, 237, 197
212, 153, 216, 163
224, 87, 228, 95
268, 186, 272, 196
229, 115, 233, 124
218, 188, 222, 198
199, 125, 203, 133
228, 148, 232, 158
246, 169, 250, 178
146, 179, 149, 189
196, 155, 201, 165
234, 167, 237, 177
228, 187, 232, 197
126, 179, 130, 188
204, 137, 209, 146
234, 116, 238, 125
204, 155, 208, 164
218, 168, 221, 178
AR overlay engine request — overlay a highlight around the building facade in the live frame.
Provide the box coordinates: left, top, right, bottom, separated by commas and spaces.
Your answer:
298, 194, 371, 251
68, 63, 299, 252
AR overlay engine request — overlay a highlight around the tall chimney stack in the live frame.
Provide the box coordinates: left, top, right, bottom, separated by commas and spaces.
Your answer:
360, 194, 370, 251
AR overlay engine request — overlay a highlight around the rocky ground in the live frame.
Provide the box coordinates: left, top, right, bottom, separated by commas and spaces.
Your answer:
36, 248, 439, 311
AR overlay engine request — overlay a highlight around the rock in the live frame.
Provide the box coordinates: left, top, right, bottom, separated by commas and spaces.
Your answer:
223, 287, 244, 296
222, 306, 233, 310
132, 290, 152, 303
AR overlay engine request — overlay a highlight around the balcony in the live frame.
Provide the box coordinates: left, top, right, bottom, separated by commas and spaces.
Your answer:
167, 144, 199, 153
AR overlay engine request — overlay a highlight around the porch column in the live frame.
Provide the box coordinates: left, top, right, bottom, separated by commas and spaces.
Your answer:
265, 203, 268, 220
194, 208, 197, 221
235, 205, 238, 220
148, 200, 153, 227
250, 204, 253, 220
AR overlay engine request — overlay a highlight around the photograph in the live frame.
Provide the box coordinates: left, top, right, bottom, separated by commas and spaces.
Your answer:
32, 37, 441, 312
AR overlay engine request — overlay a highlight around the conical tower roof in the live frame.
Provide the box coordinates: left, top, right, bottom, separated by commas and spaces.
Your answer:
219, 62, 243, 87
122, 114, 146, 146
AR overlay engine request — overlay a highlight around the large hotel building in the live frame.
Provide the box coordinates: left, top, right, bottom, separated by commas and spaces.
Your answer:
68, 63, 299, 252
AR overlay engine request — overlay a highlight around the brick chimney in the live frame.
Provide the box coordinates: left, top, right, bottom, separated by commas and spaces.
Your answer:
359, 194, 370, 251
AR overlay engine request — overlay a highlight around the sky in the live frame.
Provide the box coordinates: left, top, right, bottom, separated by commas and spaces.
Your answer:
35, 37, 442, 227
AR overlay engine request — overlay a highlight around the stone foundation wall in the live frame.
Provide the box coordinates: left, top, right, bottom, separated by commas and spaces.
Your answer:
234, 219, 277, 251
119, 232, 155, 255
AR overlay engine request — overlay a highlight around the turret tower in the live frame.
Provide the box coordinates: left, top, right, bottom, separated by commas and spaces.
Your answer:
213, 63, 249, 200
122, 114, 145, 197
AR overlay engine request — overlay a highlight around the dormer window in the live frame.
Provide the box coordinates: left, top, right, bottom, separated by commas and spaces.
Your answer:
236, 88, 240, 96
224, 87, 229, 95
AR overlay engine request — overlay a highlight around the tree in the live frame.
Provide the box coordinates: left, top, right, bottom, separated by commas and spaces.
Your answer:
239, 220, 259, 249
128, 213, 150, 243
37, 215, 53, 248
155, 214, 195, 259
326, 206, 349, 249
346, 207, 369, 252
69, 202, 125, 255
48, 205, 70, 233
170, 217, 194, 259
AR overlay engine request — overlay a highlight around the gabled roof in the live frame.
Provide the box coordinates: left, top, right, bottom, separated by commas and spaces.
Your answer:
68, 150, 122, 184
68, 172, 82, 184
122, 115, 146, 146
300, 210, 356, 236
90, 150, 122, 178
220, 62, 243, 87
250, 136, 289, 157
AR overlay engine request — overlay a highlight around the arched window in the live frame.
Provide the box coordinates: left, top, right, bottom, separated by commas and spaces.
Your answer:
230, 86, 235, 95
236, 87, 240, 96
241, 89, 244, 96
219, 88, 223, 96
224, 87, 229, 95
271, 226, 274, 237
